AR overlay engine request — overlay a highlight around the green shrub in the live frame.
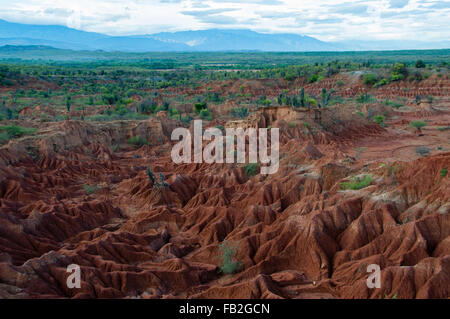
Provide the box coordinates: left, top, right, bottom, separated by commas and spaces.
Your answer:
260, 99, 272, 106
440, 168, 448, 177
412, 71, 423, 82
139, 98, 157, 114
123, 98, 134, 105
341, 175, 373, 190
156, 100, 170, 112
83, 184, 100, 195
181, 114, 193, 125
284, 71, 296, 81
390, 63, 408, 82
128, 136, 149, 146
168, 107, 180, 118
415, 60, 425, 68
199, 109, 213, 121
125, 88, 138, 97
362, 73, 378, 85
0, 125, 36, 139
113, 104, 129, 116
307, 97, 317, 107
390, 73, 405, 81
307, 74, 319, 83
230, 107, 249, 118
374, 78, 389, 88
409, 121, 427, 129
384, 99, 403, 109
373, 115, 385, 125
0, 132, 9, 144
194, 102, 207, 114
218, 242, 242, 275
356, 93, 374, 103
244, 163, 259, 177
328, 95, 344, 106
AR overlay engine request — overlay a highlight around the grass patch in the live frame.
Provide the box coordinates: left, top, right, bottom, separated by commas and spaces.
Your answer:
341, 175, 373, 190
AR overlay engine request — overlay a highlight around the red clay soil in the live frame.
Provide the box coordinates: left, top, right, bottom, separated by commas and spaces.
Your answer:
0, 90, 449, 299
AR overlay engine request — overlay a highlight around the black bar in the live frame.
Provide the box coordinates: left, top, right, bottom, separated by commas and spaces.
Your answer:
0, 299, 447, 318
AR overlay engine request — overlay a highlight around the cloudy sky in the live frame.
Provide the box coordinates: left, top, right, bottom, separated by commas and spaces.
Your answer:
0, 0, 448, 41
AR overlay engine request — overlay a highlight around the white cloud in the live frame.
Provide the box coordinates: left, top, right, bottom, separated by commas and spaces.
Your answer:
0, 0, 448, 41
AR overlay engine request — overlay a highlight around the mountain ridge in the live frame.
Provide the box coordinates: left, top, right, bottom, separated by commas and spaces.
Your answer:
0, 19, 341, 52
0, 19, 448, 52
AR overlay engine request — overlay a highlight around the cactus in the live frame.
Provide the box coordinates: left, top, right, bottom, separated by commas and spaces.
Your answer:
320, 88, 333, 108
146, 167, 169, 191
146, 167, 155, 184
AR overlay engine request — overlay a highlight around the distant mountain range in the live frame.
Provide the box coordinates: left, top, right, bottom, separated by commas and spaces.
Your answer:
0, 19, 448, 52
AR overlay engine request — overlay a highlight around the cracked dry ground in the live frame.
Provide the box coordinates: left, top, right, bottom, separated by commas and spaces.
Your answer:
0, 113, 449, 299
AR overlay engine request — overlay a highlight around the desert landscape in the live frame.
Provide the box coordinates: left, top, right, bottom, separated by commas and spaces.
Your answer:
0, 51, 449, 299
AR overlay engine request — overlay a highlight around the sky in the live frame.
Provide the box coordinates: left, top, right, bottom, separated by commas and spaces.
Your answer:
0, 0, 449, 42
